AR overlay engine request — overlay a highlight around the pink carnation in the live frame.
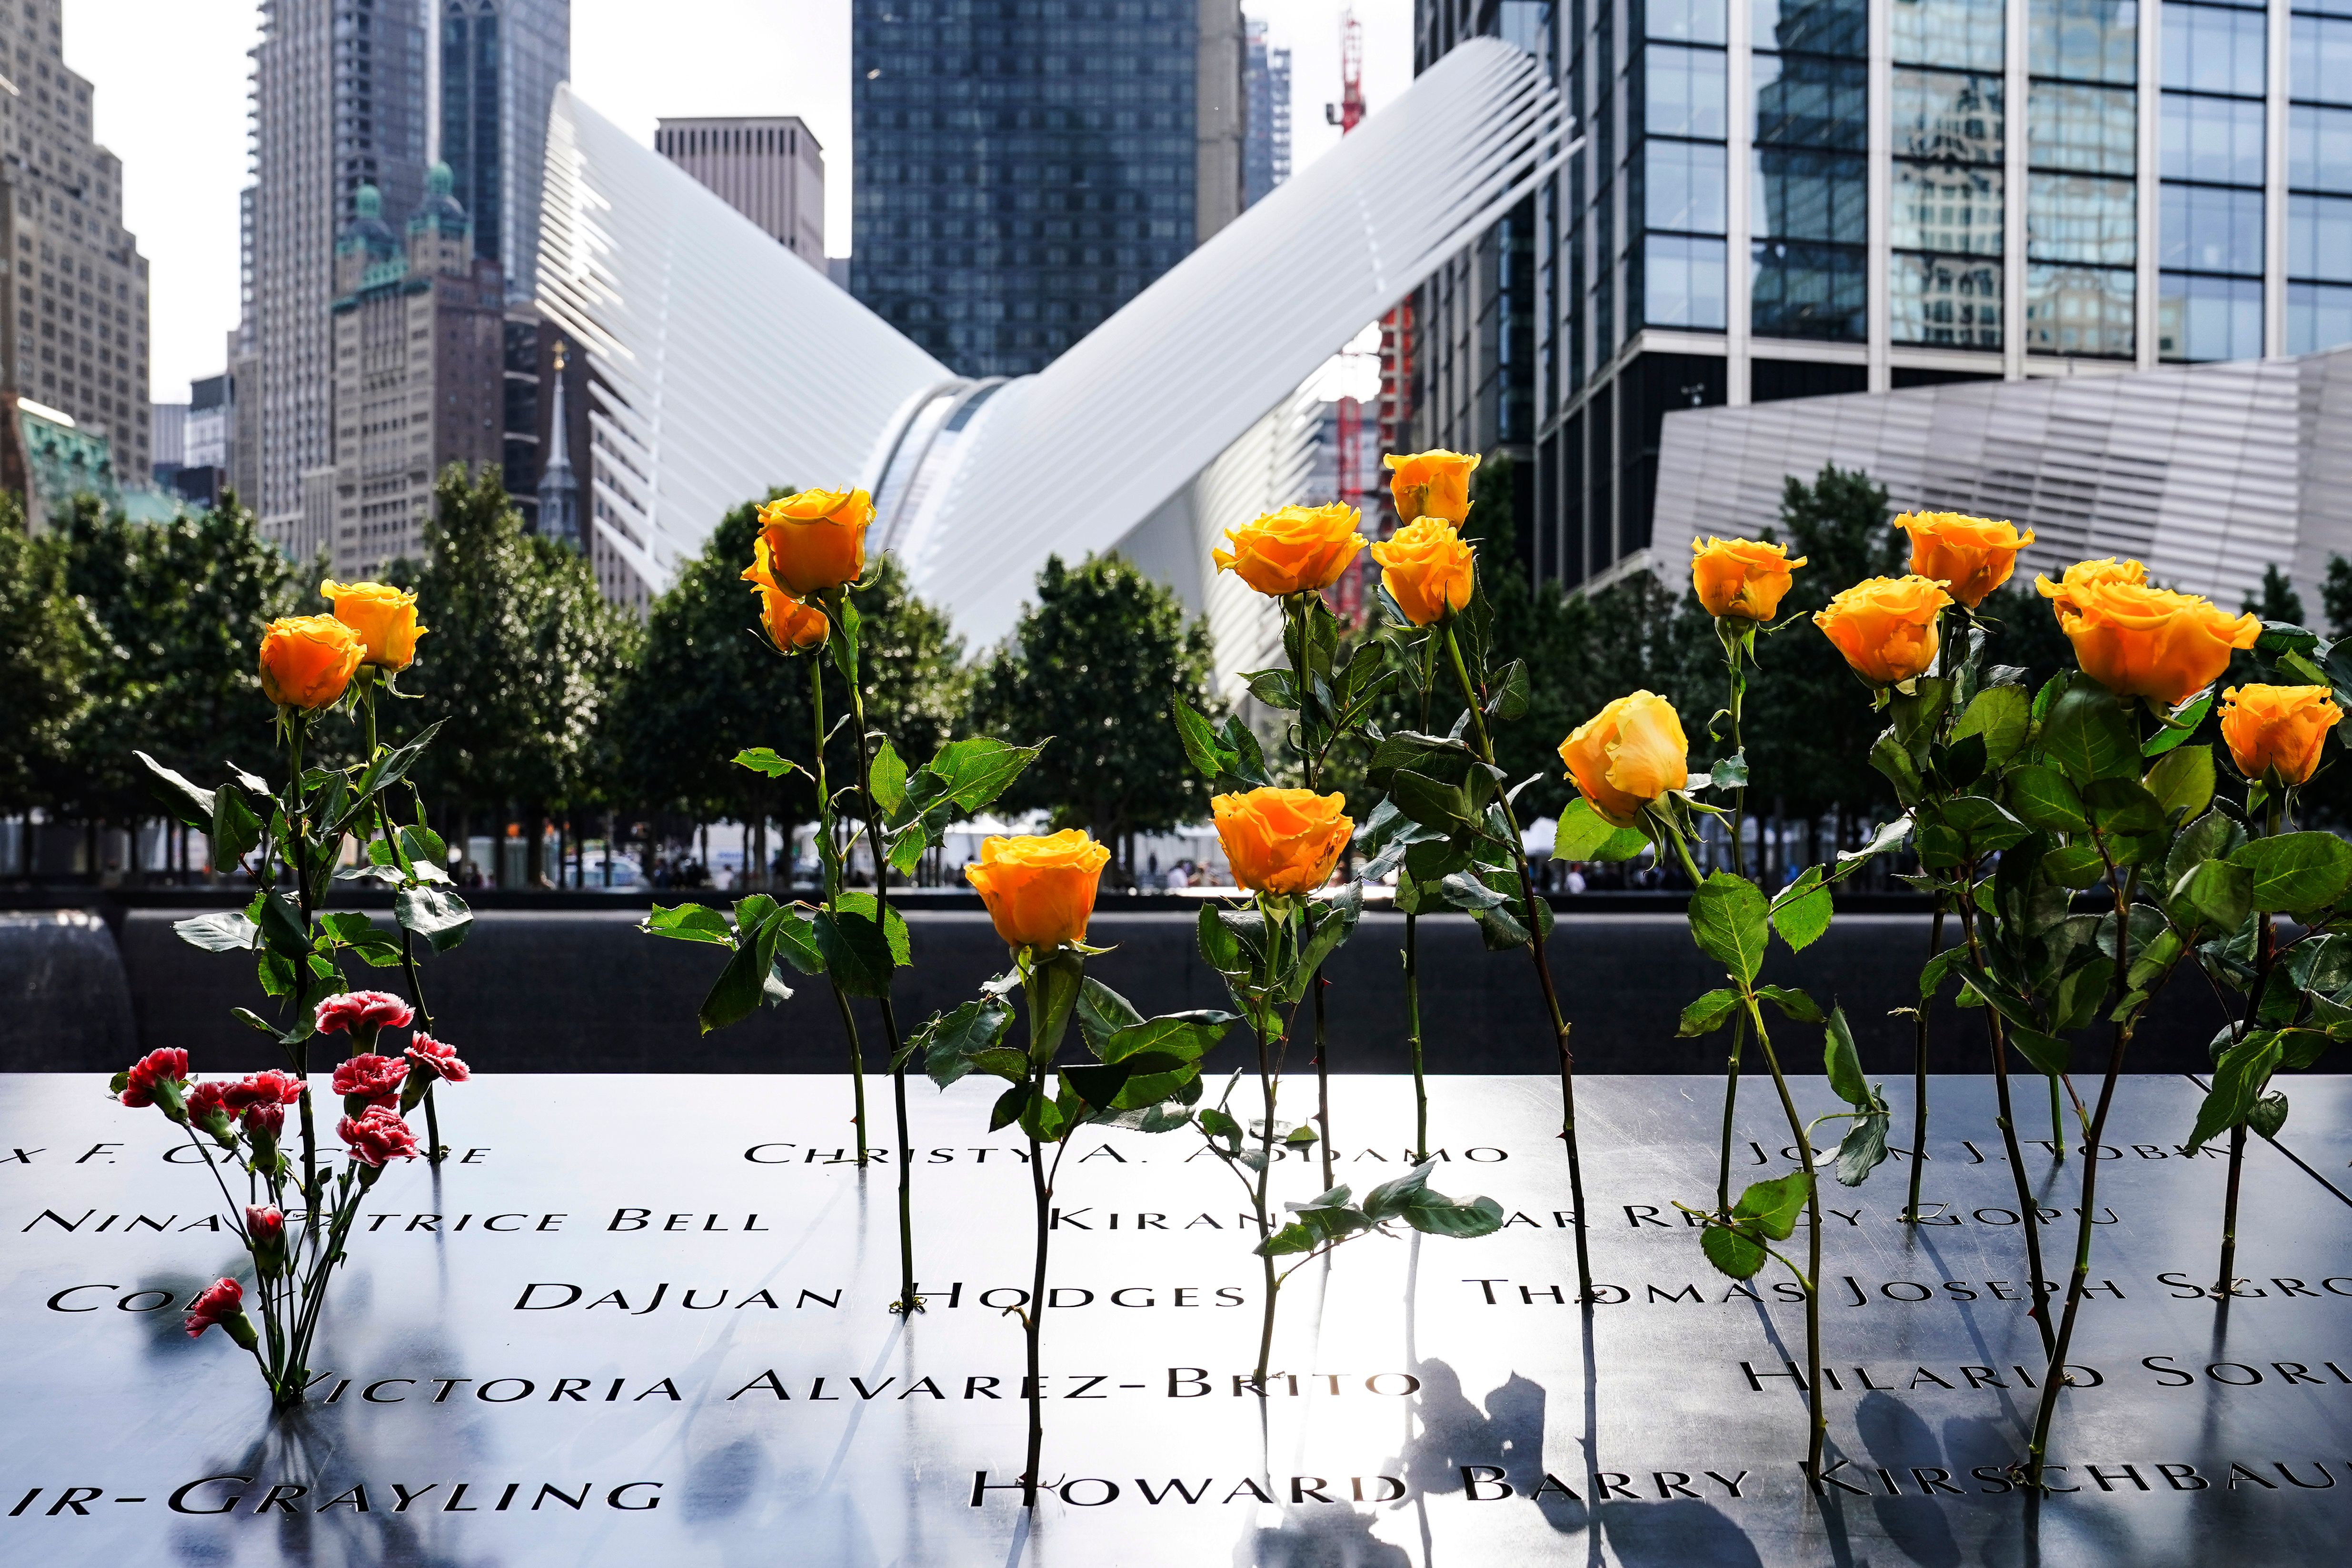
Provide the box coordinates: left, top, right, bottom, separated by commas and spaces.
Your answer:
184, 1278, 245, 1340
338, 1104, 419, 1168
330, 1053, 408, 1107
404, 1034, 470, 1085
185, 1080, 230, 1123
222, 1069, 303, 1137
118, 1048, 189, 1109
314, 990, 414, 1038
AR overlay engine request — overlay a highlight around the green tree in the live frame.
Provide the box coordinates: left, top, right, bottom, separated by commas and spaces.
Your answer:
2324, 554, 2352, 639
972, 552, 1217, 877
55, 490, 301, 871
0, 500, 98, 833
403, 465, 636, 883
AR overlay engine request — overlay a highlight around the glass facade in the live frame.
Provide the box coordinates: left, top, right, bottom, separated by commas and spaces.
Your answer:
1512, 0, 2352, 596
2025, 0, 2135, 358
1892, 0, 2005, 347
851, 0, 1206, 378
2289, 2, 2352, 352
2157, 0, 2264, 360
1753, 0, 1867, 340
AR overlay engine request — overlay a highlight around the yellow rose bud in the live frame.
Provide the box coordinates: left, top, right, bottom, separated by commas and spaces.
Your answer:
1893, 512, 2034, 609
964, 829, 1113, 951
257, 614, 364, 711
318, 579, 429, 669
1212, 504, 1366, 597
1212, 788, 1353, 896
1813, 575, 1954, 685
740, 536, 831, 650
2034, 561, 2259, 705
1557, 691, 1689, 828
755, 486, 873, 597
1384, 449, 1481, 525
1370, 517, 1476, 626
1690, 535, 1805, 621
2220, 684, 2343, 787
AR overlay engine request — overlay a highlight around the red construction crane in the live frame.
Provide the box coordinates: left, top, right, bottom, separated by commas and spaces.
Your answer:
1330, 7, 1372, 621
1333, 8, 1365, 133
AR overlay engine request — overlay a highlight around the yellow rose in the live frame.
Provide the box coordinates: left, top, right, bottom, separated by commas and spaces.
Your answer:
2220, 684, 2343, 787
1557, 692, 1688, 828
257, 615, 364, 711
1213, 788, 1353, 896
964, 830, 1113, 951
1212, 504, 1366, 597
318, 579, 428, 669
1813, 576, 1954, 685
756, 487, 873, 597
2035, 561, 2259, 705
1894, 512, 2034, 609
1384, 449, 1481, 525
740, 536, 831, 650
1370, 517, 1476, 626
1690, 536, 1805, 620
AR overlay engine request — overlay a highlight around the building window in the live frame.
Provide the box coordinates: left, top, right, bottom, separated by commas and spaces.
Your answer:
1754, 0, 1866, 341
2025, 263, 2136, 354
2287, 282, 2352, 354
1894, 1, 2006, 347
2031, 82, 2138, 176
2159, 0, 2268, 360
1643, 233, 1729, 327
1892, 251, 2004, 346
2157, 272, 2262, 358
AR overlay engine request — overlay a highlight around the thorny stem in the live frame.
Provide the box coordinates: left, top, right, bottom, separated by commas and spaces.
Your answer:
1906, 900, 1947, 1223
1404, 629, 1436, 1162
2219, 799, 2281, 1298
1290, 596, 1336, 1193
834, 599, 920, 1314
2025, 833, 2140, 1488
1253, 1004, 1280, 1387
1440, 618, 1591, 1301
284, 713, 319, 1228
361, 684, 443, 1163
1741, 992, 1825, 1478
1715, 1011, 1748, 1218
810, 656, 871, 1166
1954, 869, 2058, 1360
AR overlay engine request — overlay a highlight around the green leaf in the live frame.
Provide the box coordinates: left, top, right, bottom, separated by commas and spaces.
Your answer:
2039, 842, 2108, 888
917, 997, 1017, 1087
1830, 1107, 1891, 1188
1822, 1006, 1869, 1108
1934, 795, 2033, 858
815, 909, 899, 997
1709, 753, 1751, 790
1361, 1163, 1434, 1220
2008, 1025, 2072, 1078
2169, 859, 2253, 937
1702, 1223, 1768, 1279
1244, 666, 1299, 711
2143, 691, 2217, 758
698, 929, 777, 1034
1756, 984, 1824, 1024
919, 737, 1046, 816
1688, 872, 1770, 984
868, 741, 908, 818
1833, 814, 1914, 879
136, 750, 219, 827
1676, 988, 1743, 1037
2248, 1090, 2289, 1139
393, 887, 472, 953
1953, 683, 2032, 767
2167, 809, 2248, 890
641, 902, 736, 946
2006, 766, 2089, 833
733, 747, 799, 779
2230, 833, 2352, 915
174, 910, 259, 952
1173, 699, 1227, 782
1076, 976, 1146, 1049
1485, 659, 1530, 722
1196, 902, 1246, 977
1919, 944, 1963, 1001
1388, 768, 1474, 830
2040, 679, 2140, 784
315, 910, 378, 947
1868, 730, 1924, 805
1732, 1170, 1811, 1240
1554, 796, 1645, 861
1283, 881, 1365, 997
1768, 865, 1832, 951
1403, 1191, 1507, 1238
2050, 954, 2113, 1034
772, 908, 825, 975
1439, 870, 1511, 912
253, 890, 311, 958
2144, 745, 2215, 823
210, 784, 262, 865
2081, 778, 2168, 837
2189, 1031, 2285, 1149
988, 1081, 1034, 1133
1098, 1012, 1234, 1065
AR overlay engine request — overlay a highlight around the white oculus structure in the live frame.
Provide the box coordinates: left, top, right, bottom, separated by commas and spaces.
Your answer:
535, 40, 1570, 681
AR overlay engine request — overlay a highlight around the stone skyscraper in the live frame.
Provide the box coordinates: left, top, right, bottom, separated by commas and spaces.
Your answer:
656, 116, 825, 265
0, 0, 152, 486
439, 0, 568, 306
248, 0, 429, 546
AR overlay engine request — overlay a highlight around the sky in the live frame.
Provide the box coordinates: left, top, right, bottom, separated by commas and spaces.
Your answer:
83, 0, 1409, 404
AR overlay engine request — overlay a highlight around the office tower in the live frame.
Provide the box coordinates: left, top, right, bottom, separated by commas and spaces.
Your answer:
249, 0, 430, 545
1407, 0, 2352, 594
439, 0, 568, 306
184, 374, 230, 469
327, 168, 505, 579
850, 0, 1247, 378
1244, 18, 1293, 208
150, 399, 185, 470
656, 116, 825, 265
0, 0, 152, 489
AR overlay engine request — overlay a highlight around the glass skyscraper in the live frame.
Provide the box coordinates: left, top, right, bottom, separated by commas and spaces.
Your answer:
850, 0, 1246, 379
1406, 0, 2352, 591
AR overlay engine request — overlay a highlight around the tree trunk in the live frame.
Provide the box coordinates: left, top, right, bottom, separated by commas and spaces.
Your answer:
528, 809, 547, 889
